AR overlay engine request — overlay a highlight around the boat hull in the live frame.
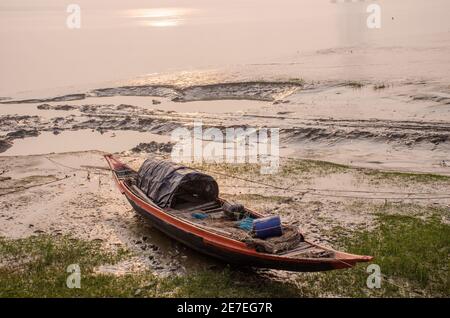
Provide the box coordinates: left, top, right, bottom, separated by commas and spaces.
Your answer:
127, 197, 337, 272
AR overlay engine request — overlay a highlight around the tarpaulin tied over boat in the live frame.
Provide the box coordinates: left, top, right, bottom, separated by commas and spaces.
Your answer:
136, 159, 219, 208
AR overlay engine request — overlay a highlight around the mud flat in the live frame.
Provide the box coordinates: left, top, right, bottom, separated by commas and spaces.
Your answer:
0, 64, 449, 296
1, 76, 449, 174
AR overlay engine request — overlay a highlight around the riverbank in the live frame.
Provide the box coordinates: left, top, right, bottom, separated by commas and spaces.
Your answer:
0, 150, 448, 297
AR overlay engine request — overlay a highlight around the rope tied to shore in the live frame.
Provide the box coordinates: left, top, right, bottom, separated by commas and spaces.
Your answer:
0, 175, 72, 197
193, 166, 450, 201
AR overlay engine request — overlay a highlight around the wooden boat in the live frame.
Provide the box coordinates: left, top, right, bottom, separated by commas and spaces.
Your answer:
105, 154, 373, 272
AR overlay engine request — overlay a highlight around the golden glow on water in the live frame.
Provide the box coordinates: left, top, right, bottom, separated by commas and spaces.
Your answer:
125, 8, 194, 28
141, 19, 180, 28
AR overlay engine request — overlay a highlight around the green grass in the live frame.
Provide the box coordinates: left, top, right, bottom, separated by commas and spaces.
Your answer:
159, 269, 301, 297
0, 235, 300, 298
281, 159, 350, 176
193, 159, 350, 178
361, 169, 450, 184
1, 210, 448, 297
313, 212, 450, 297
192, 158, 450, 186
349, 213, 449, 295
0, 235, 131, 297
194, 162, 262, 175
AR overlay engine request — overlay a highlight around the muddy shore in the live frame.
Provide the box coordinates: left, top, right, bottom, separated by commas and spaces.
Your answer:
1, 149, 449, 279
1, 77, 450, 173
0, 71, 449, 292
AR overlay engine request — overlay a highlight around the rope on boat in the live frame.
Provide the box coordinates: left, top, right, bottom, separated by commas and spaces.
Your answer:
220, 184, 450, 196
41, 155, 450, 199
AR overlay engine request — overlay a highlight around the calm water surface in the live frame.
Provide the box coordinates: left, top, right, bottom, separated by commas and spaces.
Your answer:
1, 0, 449, 94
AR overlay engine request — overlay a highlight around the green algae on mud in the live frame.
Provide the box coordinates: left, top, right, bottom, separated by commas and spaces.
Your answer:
191, 157, 450, 185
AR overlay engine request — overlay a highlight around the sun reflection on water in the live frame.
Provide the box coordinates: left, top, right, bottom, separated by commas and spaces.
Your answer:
125, 8, 194, 27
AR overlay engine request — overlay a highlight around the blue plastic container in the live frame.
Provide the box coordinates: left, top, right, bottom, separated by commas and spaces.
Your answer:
253, 216, 282, 239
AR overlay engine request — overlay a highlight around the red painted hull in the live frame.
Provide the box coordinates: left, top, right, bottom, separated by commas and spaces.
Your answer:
105, 154, 373, 272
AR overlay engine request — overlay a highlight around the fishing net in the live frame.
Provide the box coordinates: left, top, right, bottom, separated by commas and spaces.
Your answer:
243, 226, 304, 254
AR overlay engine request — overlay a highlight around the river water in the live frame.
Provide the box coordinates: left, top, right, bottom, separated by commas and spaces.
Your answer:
1, 0, 449, 95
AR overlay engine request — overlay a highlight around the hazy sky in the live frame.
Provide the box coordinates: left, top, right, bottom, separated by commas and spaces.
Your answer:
1, 0, 449, 95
